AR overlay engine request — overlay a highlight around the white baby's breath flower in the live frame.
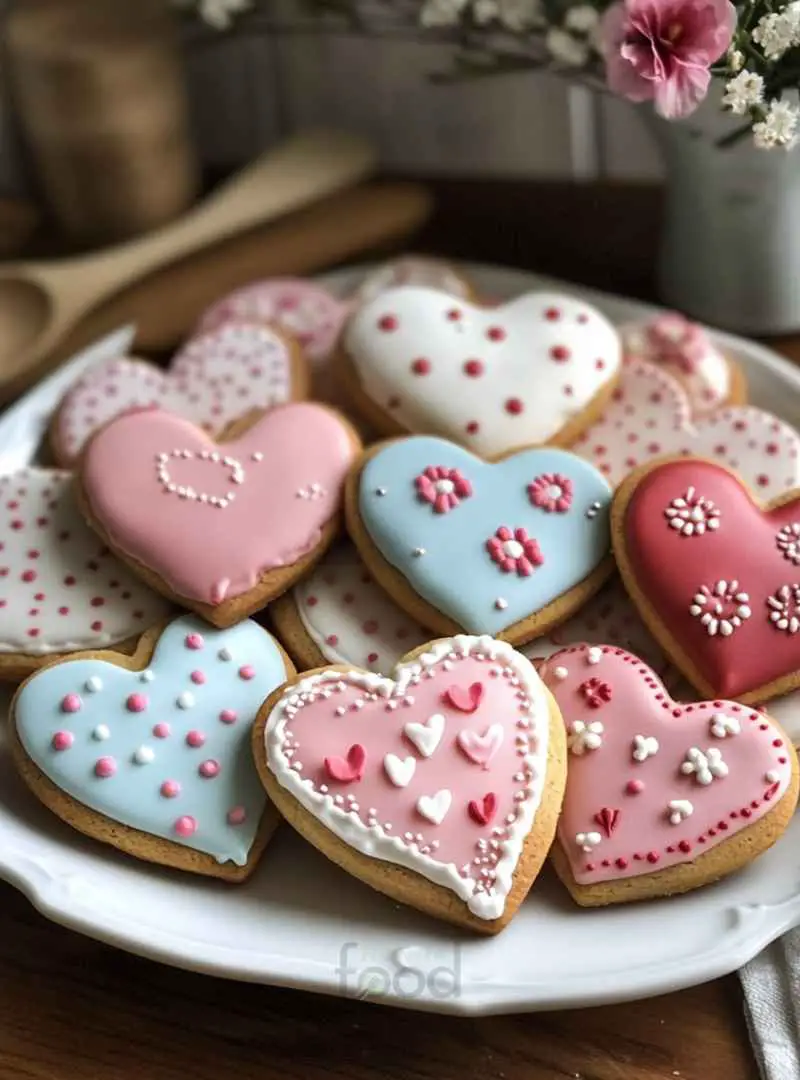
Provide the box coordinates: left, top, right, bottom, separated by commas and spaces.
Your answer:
722, 70, 765, 115
753, 99, 800, 149
173, 0, 250, 29
752, 3, 800, 60
565, 4, 599, 33
420, 0, 468, 27
546, 26, 589, 65
496, 0, 543, 31
472, 0, 499, 24
727, 47, 744, 72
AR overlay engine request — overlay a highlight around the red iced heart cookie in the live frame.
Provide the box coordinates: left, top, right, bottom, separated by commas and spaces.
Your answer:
78, 403, 360, 627
255, 635, 567, 933
541, 644, 798, 905
53, 321, 306, 466
613, 456, 800, 702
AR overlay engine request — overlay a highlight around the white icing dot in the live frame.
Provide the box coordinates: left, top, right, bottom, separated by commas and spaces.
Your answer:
85, 676, 103, 693
375, 487, 387, 496
552, 666, 568, 680
218, 647, 232, 662
495, 598, 508, 611
766, 769, 780, 783
140, 670, 155, 683
92, 724, 110, 741
133, 746, 155, 765
586, 647, 602, 665
177, 691, 195, 710
412, 547, 426, 557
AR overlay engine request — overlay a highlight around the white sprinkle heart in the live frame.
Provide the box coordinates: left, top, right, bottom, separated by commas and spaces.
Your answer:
384, 753, 416, 788
667, 798, 693, 825
416, 789, 452, 825
709, 713, 740, 738
404, 713, 445, 758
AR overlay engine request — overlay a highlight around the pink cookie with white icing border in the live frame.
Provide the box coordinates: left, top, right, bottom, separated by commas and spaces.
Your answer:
255, 634, 567, 933
571, 357, 799, 495
52, 321, 307, 467
540, 644, 798, 906
78, 403, 361, 628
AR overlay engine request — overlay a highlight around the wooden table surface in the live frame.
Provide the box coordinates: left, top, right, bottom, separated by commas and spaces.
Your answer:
0, 179, 777, 1080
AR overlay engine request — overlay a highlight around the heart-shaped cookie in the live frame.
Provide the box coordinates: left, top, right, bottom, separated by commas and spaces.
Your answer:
0, 468, 170, 679
573, 357, 799, 493
613, 456, 800, 702
347, 436, 613, 643
11, 615, 293, 880
540, 645, 798, 905
79, 403, 360, 626
255, 634, 566, 932
270, 541, 429, 673
52, 321, 306, 466
340, 287, 621, 455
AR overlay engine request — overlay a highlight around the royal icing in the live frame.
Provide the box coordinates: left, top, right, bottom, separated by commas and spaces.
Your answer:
622, 457, 800, 698
55, 322, 297, 464
572, 357, 800, 495
15, 616, 289, 864
293, 542, 429, 673
358, 437, 612, 635
622, 314, 731, 415
344, 287, 621, 456
265, 635, 551, 920
196, 279, 347, 367
0, 468, 169, 655
353, 258, 472, 306
541, 645, 793, 885
81, 403, 356, 606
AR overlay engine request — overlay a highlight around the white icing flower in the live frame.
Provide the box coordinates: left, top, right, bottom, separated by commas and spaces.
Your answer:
776, 523, 800, 565
689, 580, 751, 637
631, 734, 659, 762
667, 799, 694, 825
722, 70, 765, 116
681, 746, 729, 786
709, 713, 741, 738
767, 584, 800, 634
567, 719, 604, 755
575, 831, 602, 853
664, 487, 720, 537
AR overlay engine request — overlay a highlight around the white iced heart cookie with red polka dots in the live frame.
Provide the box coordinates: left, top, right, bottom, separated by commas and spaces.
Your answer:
52, 321, 306, 466
572, 357, 800, 494
255, 635, 566, 932
340, 286, 621, 455
271, 541, 429, 673
0, 468, 170, 679
540, 644, 798, 906
11, 615, 293, 880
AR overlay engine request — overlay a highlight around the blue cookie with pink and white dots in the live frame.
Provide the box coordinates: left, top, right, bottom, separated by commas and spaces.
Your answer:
11, 614, 293, 880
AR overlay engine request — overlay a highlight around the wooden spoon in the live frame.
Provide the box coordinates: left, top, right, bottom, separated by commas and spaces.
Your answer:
0, 129, 375, 401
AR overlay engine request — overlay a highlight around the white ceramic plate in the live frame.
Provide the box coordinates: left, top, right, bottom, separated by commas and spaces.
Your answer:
3, 267, 800, 1016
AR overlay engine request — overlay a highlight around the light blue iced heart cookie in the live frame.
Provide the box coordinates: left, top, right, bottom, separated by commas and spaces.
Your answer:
12, 614, 292, 880
353, 437, 613, 641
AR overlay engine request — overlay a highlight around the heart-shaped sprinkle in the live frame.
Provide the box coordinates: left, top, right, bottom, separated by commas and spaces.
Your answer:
445, 682, 484, 713
541, 644, 794, 887
325, 743, 367, 783
264, 635, 556, 921
457, 723, 504, 767
14, 616, 289, 867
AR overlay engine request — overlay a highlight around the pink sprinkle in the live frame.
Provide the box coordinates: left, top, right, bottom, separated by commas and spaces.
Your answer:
219, 709, 237, 724
239, 665, 255, 680
190, 670, 206, 685
61, 693, 82, 714
227, 806, 247, 826
186, 730, 205, 748
152, 723, 170, 738
126, 693, 148, 712
94, 756, 116, 778
52, 731, 73, 751
174, 815, 197, 838
185, 633, 204, 650
160, 780, 181, 798
199, 759, 220, 778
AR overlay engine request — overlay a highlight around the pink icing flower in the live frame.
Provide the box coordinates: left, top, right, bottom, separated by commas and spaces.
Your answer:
486, 526, 544, 576
643, 313, 711, 374
528, 473, 574, 513
415, 466, 473, 514
601, 0, 735, 120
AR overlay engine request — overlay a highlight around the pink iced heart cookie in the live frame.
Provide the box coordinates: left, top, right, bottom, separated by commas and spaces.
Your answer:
79, 403, 360, 627
572, 357, 800, 494
256, 635, 566, 933
52, 321, 305, 466
341, 287, 621, 455
540, 645, 798, 906
0, 468, 170, 679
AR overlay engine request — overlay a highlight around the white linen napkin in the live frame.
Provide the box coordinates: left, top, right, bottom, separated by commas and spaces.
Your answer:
740, 932, 800, 1079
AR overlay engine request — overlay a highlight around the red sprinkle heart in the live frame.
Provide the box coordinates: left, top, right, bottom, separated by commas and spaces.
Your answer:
324, 744, 366, 784
468, 792, 497, 826
445, 682, 484, 713
593, 806, 620, 837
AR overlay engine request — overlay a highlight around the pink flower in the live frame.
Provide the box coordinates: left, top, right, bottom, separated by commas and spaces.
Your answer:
643, 313, 711, 374
415, 465, 472, 513
601, 0, 736, 119
486, 526, 544, 576
528, 472, 574, 513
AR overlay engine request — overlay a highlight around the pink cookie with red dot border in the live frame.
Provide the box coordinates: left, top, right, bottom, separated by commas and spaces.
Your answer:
540, 644, 798, 906
52, 321, 307, 466
0, 468, 170, 678
572, 357, 800, 496
256, 634, 566, 933
340, 287, 621, 456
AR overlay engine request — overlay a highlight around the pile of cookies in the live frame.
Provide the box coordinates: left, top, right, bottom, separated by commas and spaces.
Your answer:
7, 257, 800, 936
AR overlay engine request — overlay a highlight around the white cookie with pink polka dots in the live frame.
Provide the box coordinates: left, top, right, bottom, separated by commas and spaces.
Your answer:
342, 287, 621, 456
272, 542, 430, 674
571, 357, 800, 497
53, 321, 305, 466
0, 468, 170, 669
